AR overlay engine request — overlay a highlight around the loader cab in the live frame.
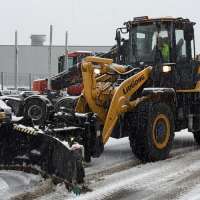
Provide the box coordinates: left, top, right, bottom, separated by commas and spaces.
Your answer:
117, 17, 196, 89
116, 17, 174, 66
58, 51, 92, 73
129, 22, 172, 65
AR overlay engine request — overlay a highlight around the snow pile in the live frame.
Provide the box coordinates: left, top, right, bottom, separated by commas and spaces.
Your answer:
179, 184, 200, 200
0, 99, 12, 114
1, 129, 198, 200
31, 149, 41, 156
0, 170, 42, 200
0, 178, 9, 193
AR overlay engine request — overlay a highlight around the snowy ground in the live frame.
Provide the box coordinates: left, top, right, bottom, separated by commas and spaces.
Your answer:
0, 170, 41, 200
2, 130, 200, 200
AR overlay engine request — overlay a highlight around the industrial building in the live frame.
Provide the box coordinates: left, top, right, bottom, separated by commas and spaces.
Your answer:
0, 45, 111, 74
0, 41, 112, 89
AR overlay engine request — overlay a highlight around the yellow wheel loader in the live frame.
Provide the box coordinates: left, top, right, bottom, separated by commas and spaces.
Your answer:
1, 16, 200, 187
73, 16, 200, 163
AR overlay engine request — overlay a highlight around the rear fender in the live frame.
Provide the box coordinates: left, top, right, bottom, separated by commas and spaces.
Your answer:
142, 88, 177, 112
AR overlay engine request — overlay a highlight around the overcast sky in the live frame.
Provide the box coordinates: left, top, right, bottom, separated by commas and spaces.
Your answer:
1, 0, 200, 51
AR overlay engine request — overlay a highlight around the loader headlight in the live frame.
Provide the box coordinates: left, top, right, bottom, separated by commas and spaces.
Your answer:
162, 65, 171, 73
94, 68, 101, 75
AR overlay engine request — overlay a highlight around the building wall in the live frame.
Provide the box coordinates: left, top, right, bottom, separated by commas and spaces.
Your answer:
0, 45, 112, 75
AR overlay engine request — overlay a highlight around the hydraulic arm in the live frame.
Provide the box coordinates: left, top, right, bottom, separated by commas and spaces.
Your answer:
76, 56, 152, 144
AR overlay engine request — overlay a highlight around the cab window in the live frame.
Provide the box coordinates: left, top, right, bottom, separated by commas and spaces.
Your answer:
175, 29, 187, 62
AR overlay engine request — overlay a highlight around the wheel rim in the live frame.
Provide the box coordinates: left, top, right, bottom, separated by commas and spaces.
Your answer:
152, 114, 170, 149
27, 105, 43, 121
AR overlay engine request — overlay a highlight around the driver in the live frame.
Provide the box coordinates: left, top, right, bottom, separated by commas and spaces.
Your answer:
158, 37, 170, 63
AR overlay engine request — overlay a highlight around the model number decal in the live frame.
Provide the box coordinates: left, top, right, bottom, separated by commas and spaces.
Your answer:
123, 75, 145, 95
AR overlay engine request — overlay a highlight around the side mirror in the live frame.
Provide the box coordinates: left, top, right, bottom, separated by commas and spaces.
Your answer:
184, 23, 194, 41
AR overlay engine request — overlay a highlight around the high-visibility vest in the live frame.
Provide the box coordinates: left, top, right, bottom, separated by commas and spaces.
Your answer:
161, 43, 169, 62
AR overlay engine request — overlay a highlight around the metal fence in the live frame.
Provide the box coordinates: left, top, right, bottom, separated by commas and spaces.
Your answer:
0, 72, 47, 90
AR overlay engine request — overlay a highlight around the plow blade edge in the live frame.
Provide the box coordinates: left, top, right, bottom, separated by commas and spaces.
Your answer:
0, 124, 85, 184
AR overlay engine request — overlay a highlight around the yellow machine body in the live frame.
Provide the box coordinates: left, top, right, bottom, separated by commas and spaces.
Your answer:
76, 56, 152, 144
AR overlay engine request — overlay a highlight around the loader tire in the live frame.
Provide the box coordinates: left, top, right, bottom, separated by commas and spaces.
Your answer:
24, 98, 47, 126
129, 102, 174, 162
193, 131, 200, 145
54, 96, 78, 114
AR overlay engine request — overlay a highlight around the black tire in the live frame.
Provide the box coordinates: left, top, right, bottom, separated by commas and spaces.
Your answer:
54, 96, 79, 113
24, 99, 47, 125
193, 131, 200, 145
129, 102, 174, 162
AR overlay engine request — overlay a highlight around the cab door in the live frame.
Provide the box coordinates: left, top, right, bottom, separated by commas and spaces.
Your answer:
175, 25, 195, 89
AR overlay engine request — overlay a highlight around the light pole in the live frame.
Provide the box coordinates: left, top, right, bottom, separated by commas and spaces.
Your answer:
64, 31, 69, 71
14, 30, 18, 90
48, 25, 53, 90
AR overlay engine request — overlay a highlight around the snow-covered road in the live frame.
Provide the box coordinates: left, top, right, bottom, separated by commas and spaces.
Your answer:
1, 130, 200, 200
0, 170, 41, 200
86, 130, 195, 176
75, 145, 200, 200
36, 130, 200, 200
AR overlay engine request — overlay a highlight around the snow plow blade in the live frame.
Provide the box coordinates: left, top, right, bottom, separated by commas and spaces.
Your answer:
0, 123, 85, 185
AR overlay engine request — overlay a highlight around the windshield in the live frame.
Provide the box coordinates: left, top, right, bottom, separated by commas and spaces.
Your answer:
68, 54, 88, 69
68, 57, 73, 68
129, 23, 171, 64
